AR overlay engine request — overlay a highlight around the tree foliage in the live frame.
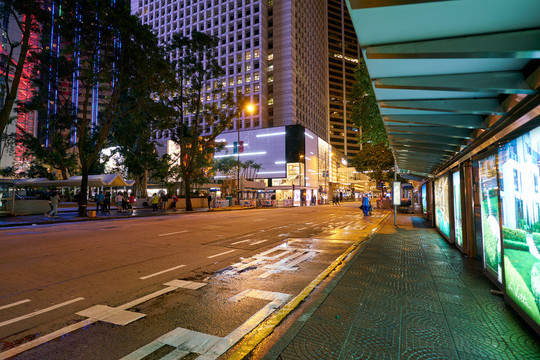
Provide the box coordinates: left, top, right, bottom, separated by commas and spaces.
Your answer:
350, 58, 388, 146
0, 0, 48, 162
164, 31, 246, 211
22, 0, 166, 216
350, 143, 395, 184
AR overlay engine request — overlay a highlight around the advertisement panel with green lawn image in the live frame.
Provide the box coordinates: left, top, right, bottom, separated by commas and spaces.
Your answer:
453, 171, 463, 248
421, 183, 427, 214
478, 155, 502, 283
499, 128, 540, 328
434, 175, 450, 239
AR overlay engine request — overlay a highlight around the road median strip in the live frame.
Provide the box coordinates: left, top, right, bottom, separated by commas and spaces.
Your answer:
227, 212, 391, 360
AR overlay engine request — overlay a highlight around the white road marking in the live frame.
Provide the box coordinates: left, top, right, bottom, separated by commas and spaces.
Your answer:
139, 264, 186, 280
121, 289, 291, 360
0, 299, 30, 311
207, 249, 237, 259
0, 281, 206, 359
0, 297, 84, 328
231, 239, 250, 245
158, 230, 188, 237
250, 240, 267, 245
252, 218, 264, 222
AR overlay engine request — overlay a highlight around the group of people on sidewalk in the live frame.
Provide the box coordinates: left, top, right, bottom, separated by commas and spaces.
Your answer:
150, 192, 178, 212
95, 191, 135, 213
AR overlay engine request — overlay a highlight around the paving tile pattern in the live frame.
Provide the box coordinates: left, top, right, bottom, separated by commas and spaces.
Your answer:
278, 221, 540, 359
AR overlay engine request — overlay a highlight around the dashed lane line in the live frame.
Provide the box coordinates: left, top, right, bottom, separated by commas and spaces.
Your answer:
158, 230, 188, 237
231, 239, 251, 245
0, 299, 31, 311
250, 240, 267, 246
208, 249, 237, 259
139, 264, 186, 280
0, 281, 206, 359
0, 297, 84, 328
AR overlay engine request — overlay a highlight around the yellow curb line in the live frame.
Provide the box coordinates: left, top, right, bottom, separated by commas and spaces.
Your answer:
227, 212, 391, 360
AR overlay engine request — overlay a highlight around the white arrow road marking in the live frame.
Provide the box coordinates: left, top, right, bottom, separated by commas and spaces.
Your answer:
120, 289, 291, 360
140, 265, 186, 280
0, 299, 31, 311
0, 297, 84, 328
0, 281, 206, 360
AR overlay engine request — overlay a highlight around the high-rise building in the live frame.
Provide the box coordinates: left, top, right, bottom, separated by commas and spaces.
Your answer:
130, 0, 329, 142
327, 0, 361, 162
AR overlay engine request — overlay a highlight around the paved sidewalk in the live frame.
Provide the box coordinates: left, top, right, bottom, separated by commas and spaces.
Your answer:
0, 205, 210, 228
264, 214, 540, 359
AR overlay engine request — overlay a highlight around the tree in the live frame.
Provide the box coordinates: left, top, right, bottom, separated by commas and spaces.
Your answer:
111, 44, 171, 197
350, 58, 388, 146
26, 0, 164, 216
0, 0, 47, 162
350, 143, 395, 195
164, 31, 246, 211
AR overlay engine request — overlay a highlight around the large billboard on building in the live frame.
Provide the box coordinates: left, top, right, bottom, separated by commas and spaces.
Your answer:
478, 154, 502, 283
214, 127, 287, 178
453, 171, 463, 249
498, 127, 540, 329
434, 175, 450, 239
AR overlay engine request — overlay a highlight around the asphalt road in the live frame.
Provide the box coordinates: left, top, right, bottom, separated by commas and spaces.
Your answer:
0, 202, 387, 359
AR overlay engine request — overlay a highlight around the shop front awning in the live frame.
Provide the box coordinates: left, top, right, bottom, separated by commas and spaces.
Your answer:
15, 174, 135, 188
346, 0, 540, 177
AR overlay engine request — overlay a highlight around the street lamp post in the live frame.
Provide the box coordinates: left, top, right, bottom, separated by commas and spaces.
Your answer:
236, 103, 255, 205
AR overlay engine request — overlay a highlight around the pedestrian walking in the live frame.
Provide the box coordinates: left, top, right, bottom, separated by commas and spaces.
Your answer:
171, 194, 178, 210
362, 194, 370, 216
45, 191, 60, 218
129, 193, 135, 211
151, 193, 159, 212
97, 191, 104, 212
208, 194, 212, 209
116, 192, 124, 213
104, 191, 111, 213
122, 193, 129, 212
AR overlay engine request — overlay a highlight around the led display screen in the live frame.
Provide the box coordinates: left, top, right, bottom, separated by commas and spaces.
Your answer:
453, 171, 463, 248
434, 175, 450, 239
421, 183, 427, 214
498, 128, 540, 327
478, 154, 502, 282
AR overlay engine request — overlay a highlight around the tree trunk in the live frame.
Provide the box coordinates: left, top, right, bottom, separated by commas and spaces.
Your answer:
133, 169, 148, 197
184, 177, 193, 211
78, 166, 89, 217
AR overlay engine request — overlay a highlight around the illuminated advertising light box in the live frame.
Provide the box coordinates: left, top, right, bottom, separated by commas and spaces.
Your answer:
498, 127, 540, 331
453, 171, 463, 249
434, 175, 450, 239
421, 183, 427, 214
478, 154, 502, 283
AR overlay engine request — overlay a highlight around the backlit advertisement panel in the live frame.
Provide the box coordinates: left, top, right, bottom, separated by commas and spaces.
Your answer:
434, 175, 450, 239
478, 154, 502, 282
421, 183, 427, 214
498, 128, 540, 328
453, 171, 463, 248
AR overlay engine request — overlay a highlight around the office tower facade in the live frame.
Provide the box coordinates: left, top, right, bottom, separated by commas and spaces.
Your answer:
327, 0, 361, 162
131, 0, 329, 142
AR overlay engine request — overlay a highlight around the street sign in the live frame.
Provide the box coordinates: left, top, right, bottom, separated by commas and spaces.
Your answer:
392, 182, 401, 206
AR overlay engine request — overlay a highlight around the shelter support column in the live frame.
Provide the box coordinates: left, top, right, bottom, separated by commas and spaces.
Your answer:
463, 160, 475, 258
